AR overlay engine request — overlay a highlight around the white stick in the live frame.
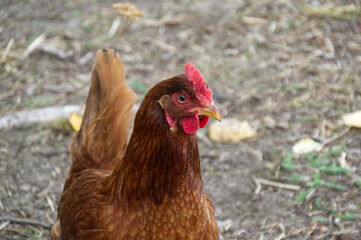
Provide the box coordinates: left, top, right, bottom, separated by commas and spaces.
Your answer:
254, 178, 300, 191
0, 105, 81, 129
0, 104, 141, 129
109, 17, 121, 37
1, 38, 14, 62
21, 33, 46, 59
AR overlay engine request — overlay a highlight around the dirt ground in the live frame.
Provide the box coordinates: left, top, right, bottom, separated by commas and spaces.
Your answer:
1, 0, 361, 239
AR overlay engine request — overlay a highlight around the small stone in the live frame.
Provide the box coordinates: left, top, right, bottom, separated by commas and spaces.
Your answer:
262, 116, 276, 129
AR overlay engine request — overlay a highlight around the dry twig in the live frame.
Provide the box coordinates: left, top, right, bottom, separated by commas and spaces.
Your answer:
322, 127, 351, 146
0, 216, 52, 229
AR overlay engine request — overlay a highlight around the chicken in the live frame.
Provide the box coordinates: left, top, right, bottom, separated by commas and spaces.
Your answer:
51, 49, 221, 240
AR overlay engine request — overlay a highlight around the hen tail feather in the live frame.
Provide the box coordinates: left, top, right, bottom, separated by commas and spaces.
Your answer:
65, 49, 137, 190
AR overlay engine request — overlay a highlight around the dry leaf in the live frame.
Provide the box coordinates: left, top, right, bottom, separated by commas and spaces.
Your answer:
69, 112, 82, 131
292, 138, 323, 154
209, 118, 257, 143
342, 110, 361, 128
113, 3, 143, 21
320, 225, 328, 233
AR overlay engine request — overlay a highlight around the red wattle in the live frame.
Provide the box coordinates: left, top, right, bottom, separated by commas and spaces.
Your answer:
182, 115, 199, 134
199, 116, 209, 128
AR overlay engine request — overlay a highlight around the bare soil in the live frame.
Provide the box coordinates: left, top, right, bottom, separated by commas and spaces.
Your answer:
1, 0, 360, 239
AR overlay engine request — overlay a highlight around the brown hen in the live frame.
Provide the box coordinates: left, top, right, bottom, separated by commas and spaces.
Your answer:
52, 49, 221, 240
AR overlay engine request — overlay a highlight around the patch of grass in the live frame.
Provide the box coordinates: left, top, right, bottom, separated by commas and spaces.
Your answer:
354, 180, 361, 189
320, 166, 350, 175
54, 142, 62, 150
129, 81, 149, 94
3, 226, 49, 240
82, 25, 95, 33
84, 41, 94, 51
280, 84, 305, 95
314, 196, 337, 215
310, 100, 336, 108
244, 51, 252, 61
72, 9, 81, 16
23, 95, 55, 109
48, 118, 73, 134
286, 18, 295, 29
323, 144, 346, 158
286, 174, 306, 184
279, 143, 360, 224
338, 212, 360, 221
314, 196, 361, 221
322, 181, 348, 191
296, 189, 310, 202
342, 75, 357, 84
14, 123, 39, 130
64, 2, 73, 9
281, 152, 293, 172
29, 33, 41, 43
282, 144, 354, 205
312, 216, 329, 223
295, 115, 318, 123
337, 106, 351, 114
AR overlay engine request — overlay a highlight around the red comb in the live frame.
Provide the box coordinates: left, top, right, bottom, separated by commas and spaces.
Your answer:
185, 62, 213, 104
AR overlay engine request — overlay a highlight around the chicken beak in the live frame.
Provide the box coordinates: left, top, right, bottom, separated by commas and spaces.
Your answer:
196, 104, 222, 122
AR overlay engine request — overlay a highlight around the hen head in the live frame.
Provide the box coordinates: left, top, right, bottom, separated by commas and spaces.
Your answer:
158, 62, 221, 134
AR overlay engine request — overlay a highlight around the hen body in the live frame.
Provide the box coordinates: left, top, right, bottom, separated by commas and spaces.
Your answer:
52, 49, 219, 240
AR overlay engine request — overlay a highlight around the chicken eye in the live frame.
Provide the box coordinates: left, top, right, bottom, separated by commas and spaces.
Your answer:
177, 95, 187, 103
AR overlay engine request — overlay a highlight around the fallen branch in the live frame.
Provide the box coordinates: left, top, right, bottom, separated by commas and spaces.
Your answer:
254, 178, 301, 191
0, 216, 52, 229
